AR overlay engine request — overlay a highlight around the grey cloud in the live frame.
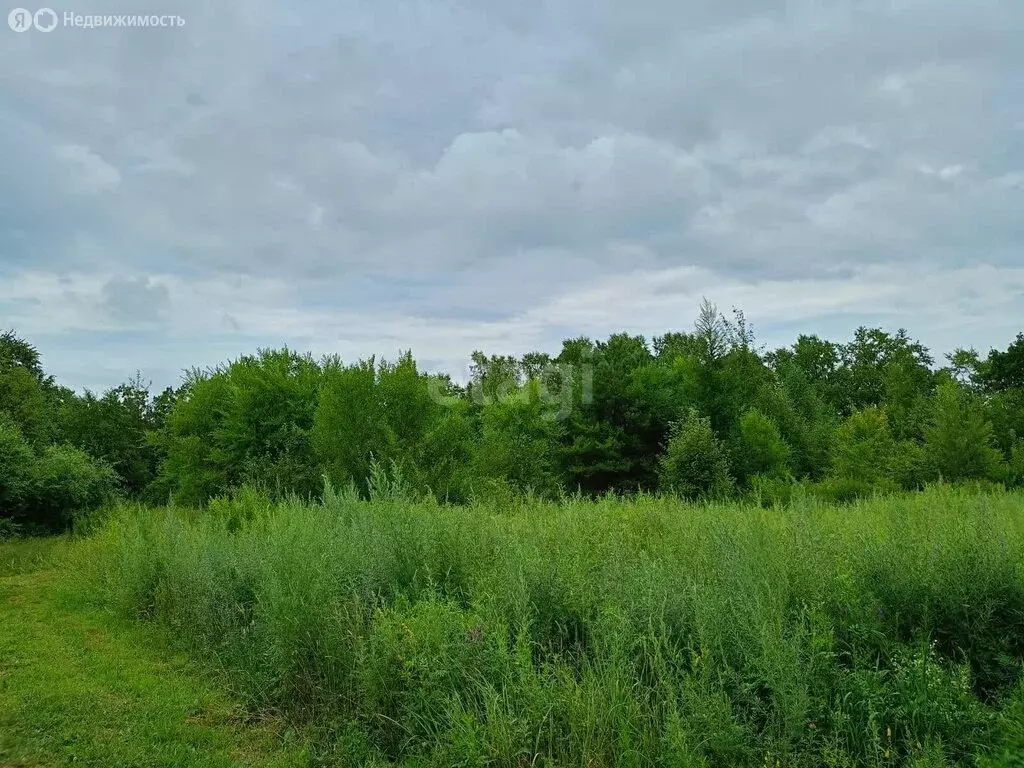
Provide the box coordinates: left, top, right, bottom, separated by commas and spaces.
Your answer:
1, 0, 1022, 389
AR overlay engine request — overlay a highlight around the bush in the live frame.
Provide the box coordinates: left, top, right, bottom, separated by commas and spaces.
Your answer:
1001, 441, 1024, 489
1, 418, 118, 531
749, 472, 797, 507
0, 517, 22, 540
658, 409, 734, 499
890, 438, 928, 490
810, 475, 883, 504
30, 444, 119, 529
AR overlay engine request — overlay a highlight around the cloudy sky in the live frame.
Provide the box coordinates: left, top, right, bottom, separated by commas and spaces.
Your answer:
2, 0, 1022, 391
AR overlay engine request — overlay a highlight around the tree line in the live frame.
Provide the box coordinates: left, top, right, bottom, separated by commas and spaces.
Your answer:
2, 302, 1023, 531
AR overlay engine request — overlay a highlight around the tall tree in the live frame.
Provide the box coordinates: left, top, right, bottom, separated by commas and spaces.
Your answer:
837, 327, 934, 417
156, 349, 322, 504
468, 352, 521, 406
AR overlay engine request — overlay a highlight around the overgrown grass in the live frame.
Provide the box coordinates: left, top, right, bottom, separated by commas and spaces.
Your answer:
71, 486, 1024, 767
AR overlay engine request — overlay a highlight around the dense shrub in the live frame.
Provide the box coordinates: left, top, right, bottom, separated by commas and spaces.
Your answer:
0, 417, 118, 531
0, 516, 20, 540
1005, 441, 1024, 488
658, 409, 734, 499
30, 444, 119, 529
749, 471, 799, 507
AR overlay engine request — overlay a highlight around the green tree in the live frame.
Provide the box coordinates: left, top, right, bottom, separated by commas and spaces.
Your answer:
690, 302, 776, 439
520, 351, 553, 380
587, 333, 656, 491
730, 408, 790, 486
987, 389, 1024, 460
923, 379, 1003, 482
652, 331, 704, 362
476, 380, 562, 498
313, 358, 395, 498
1, 333, 122, 529
378, 352, 436, 469
468, 351, 521, 406
58, 374, 165, 497
625, 358, 694, 488
830, 407, 898, 486
978, 333, 1024, 393
413, 394, 477, 503
0, 331, 52, 444
946, 348, 983, 388
155, 349, 321, 504
1, 414, 118, 530
219, 349, 321, 498
1005, 441, 1024, 488
315, 353, 479, 501
552, 335, 628, 494
838, 328, 934, 417
658, 410, 734, 500
769, 335, 841, 411
694, 298, 730, 362
152, 369, 232, 505
30, 444, 118, 529
762, 357, 835, 479
0, 417, 36, 521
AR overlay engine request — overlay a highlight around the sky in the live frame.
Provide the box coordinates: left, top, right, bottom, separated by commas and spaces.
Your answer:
2, 0, 1022, 392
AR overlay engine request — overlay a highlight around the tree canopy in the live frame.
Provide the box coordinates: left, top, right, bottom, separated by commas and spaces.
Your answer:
3, 311, 1023, 529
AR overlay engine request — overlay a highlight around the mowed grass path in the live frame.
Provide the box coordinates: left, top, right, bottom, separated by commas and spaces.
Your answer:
0, 539, 311, 768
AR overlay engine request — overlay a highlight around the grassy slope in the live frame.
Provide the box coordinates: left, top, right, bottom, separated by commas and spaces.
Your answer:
0, 538, 311, 768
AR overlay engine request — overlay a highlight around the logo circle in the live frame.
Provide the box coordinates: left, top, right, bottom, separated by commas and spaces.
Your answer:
34, 7, 57, 31
7, 7, 33, 31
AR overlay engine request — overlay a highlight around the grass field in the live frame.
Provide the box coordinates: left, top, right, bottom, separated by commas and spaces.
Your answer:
0, 537, 312, 768
6, 488, 1024, 766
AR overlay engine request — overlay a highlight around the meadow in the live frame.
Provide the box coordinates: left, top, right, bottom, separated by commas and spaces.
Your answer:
55, 485, 1024, 767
